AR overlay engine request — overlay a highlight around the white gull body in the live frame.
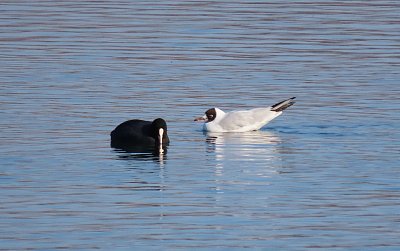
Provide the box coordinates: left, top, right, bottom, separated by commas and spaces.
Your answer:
195, 97, 295, 133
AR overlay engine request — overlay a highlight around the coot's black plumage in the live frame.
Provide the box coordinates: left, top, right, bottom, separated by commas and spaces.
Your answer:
110, 118, 169, 151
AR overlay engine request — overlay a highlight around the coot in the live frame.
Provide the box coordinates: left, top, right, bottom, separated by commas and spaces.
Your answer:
111, 118, 169, 152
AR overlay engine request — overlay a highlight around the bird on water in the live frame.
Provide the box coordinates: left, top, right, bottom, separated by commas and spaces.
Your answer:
111, 118, 169, 152
194, 97, 296, 133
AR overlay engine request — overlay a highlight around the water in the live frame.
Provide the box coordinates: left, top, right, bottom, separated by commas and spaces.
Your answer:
1, 1, 400, 250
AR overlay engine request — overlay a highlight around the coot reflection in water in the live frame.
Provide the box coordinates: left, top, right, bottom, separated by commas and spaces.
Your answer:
111, 146, 167, 164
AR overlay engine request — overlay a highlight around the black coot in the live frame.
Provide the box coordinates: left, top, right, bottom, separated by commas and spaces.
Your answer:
111, 118, 169, 151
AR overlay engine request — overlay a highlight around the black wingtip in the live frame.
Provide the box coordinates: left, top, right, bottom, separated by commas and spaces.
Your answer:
271, 97, 296, 112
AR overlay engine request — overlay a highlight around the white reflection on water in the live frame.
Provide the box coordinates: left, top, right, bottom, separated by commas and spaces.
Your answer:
206, 130, 283, 186
206, 130, 281, 160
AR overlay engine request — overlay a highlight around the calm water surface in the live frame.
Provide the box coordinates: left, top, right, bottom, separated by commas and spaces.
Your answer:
1, 1, 400, 250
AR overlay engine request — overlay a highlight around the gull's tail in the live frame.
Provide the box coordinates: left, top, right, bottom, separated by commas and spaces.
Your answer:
271, 97, 296, 112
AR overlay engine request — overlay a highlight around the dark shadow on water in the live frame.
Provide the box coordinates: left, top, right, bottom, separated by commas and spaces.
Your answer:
109, 146, 168, 191
111, 145, 168, 164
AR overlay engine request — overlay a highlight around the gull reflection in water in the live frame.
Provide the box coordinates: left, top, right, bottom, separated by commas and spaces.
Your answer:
205, 130, 283, 178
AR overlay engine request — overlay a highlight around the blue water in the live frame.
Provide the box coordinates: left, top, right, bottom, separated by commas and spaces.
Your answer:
1, 1, 400, 250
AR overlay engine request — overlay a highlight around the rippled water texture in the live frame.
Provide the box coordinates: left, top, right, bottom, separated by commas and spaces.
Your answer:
1, 1, 400, 250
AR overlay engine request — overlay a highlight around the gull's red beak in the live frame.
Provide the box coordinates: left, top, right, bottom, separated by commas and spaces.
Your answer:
194, 115, 207, 122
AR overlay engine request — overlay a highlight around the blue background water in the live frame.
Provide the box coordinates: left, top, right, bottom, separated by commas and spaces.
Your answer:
1, 1, 399, 250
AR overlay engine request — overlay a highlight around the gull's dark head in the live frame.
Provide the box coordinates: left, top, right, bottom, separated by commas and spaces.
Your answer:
194, 108, 217, 123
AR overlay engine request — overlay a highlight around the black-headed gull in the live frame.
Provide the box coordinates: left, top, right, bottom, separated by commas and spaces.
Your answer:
111, 118, 169, 152
194, 97, 295, 132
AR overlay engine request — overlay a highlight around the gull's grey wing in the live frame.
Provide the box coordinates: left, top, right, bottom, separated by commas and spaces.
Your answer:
219, 108, 280, 131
